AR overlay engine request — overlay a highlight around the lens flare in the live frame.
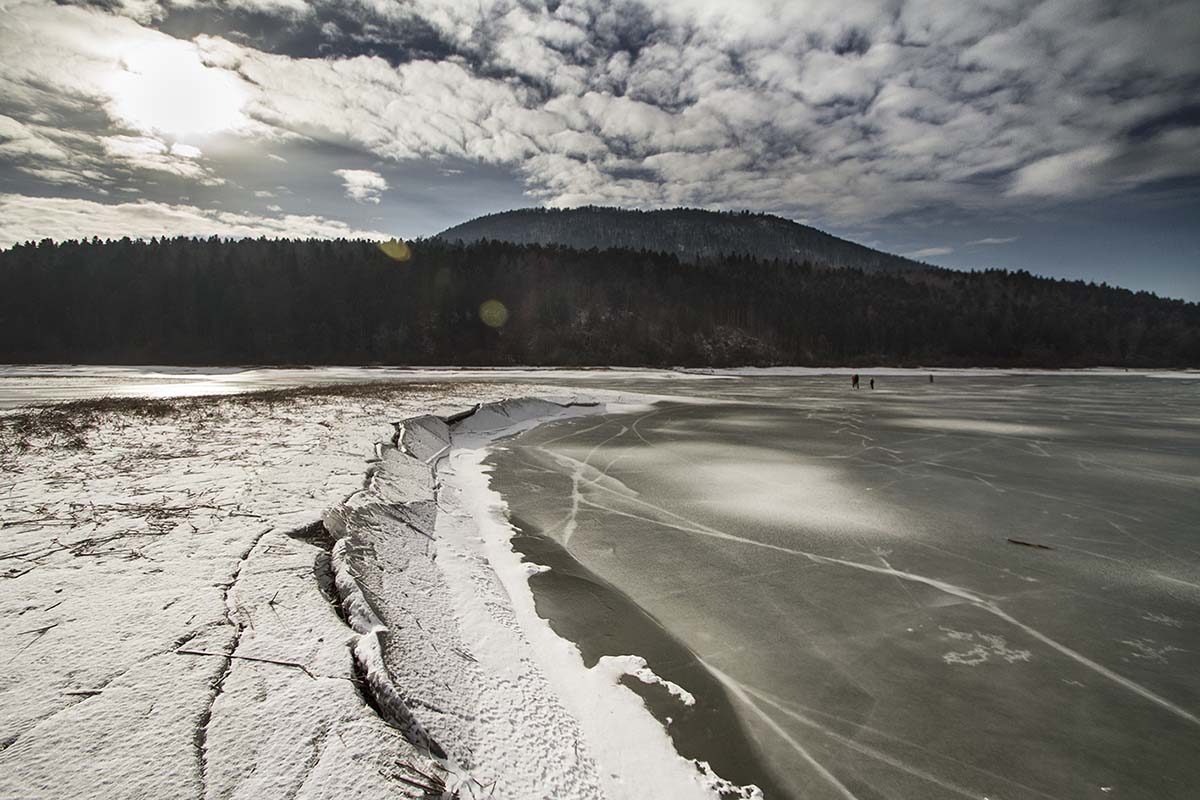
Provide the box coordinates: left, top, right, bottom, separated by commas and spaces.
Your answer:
379, 239, 412, 261
479, 299, 509, 328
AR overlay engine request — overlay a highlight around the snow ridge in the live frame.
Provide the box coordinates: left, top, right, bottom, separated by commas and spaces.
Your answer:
429, 397, 762, 800
316, 395, 757, 799
314, 398, 603, 791
321, 485, 449, 763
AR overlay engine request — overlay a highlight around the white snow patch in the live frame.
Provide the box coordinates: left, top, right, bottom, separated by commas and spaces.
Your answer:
940, 627, 1033, 666
598, 654, 697, 707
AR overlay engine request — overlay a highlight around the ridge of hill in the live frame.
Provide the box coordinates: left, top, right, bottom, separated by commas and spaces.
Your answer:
437, 206, 925, 273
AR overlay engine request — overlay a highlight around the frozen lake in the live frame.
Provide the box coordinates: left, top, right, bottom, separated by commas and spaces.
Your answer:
0, 364, 693, 409
487, 375, 1200, 799
3, 364, 1193, 411
5, 365, 1198, 797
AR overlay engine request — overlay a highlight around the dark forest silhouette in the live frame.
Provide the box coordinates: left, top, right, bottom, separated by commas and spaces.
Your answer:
1, 236, 1196, 367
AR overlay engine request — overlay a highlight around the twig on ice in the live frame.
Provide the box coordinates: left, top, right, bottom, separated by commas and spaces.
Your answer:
450, 647, 477, 663
384, 760, 451, 797
7, 622, 58, 662
175, 648, 316, 678
1007, 537, 1054, 550
2, 517, 59, 529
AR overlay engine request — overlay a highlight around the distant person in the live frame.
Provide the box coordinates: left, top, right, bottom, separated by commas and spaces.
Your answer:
929, 374, 934, 384
870, 378, 875, 390
852, 373, 859, 389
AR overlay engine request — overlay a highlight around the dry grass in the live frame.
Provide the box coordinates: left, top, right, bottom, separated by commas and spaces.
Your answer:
2, 396, 177, 451
0, 381, 441, 452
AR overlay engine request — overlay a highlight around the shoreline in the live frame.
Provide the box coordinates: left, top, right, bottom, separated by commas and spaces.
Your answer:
440, 399, 764, 799
324, 394, 763, 798
505, 516, 784, 799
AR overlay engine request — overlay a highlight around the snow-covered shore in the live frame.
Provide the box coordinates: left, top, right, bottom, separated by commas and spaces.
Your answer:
0, 383, 536, 798
1, 381, 751, 798
351, 397, 758, 799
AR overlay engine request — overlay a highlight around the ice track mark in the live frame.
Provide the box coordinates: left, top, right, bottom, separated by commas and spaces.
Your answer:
737, 684, 1064, 800
578, 479, 1200, 729
734, 680, 987, 800
704, 663, 861, 800
1153, 572, 1200, 593
538, 423, 631, 545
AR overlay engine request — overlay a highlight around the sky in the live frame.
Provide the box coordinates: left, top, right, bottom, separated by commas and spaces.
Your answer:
0, 0, 1198, 299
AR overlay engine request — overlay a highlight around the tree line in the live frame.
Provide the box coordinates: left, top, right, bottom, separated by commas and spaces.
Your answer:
0, 236, 1196, 367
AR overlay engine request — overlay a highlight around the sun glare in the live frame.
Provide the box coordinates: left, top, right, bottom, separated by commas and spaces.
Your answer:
107, 41, 247, 139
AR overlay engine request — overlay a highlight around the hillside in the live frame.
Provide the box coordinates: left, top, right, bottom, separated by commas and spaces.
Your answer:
437, 207, 925, 273
1, 237, 1196, 367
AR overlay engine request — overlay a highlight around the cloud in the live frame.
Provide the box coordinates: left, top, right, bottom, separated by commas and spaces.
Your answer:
226, 0, 312, 16
1, 0, 1198, 240
0, 193, 391, 247
334, 168, 388, 203
903, 246, 954, 259
0, 115, 72, 163
0, 3, 256, 196
100, 135, 224, 184
968, 236, 1019, 246
169, 0, 1196, 224
1008, 145, 1117, 197
1, 113, 224, 188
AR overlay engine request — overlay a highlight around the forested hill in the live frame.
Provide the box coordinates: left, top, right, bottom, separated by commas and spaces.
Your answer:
1, 237, 1197, 367
438, 207, 925, 273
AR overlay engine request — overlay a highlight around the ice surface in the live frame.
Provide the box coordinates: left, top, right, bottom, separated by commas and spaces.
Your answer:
432, 400, 754, 800
6, 368, 1197, 800
1, 368, 749, 800
488, 374, 1200, 800
0, 380, 559, 799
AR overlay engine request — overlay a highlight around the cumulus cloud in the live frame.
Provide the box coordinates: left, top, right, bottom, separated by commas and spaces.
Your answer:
100, 135, 223, 184
0, 115, 72, 163
1, 0, 1198, 242
333, 168, 388, 203
0, 194, 391, 246
0, 3, 248, 195
177, 0, 1197, 222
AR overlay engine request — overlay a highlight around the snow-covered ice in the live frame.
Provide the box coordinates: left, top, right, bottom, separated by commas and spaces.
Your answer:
0, 381, 558, 798
5, 368, 1198, 800
0, 373, 753, 800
